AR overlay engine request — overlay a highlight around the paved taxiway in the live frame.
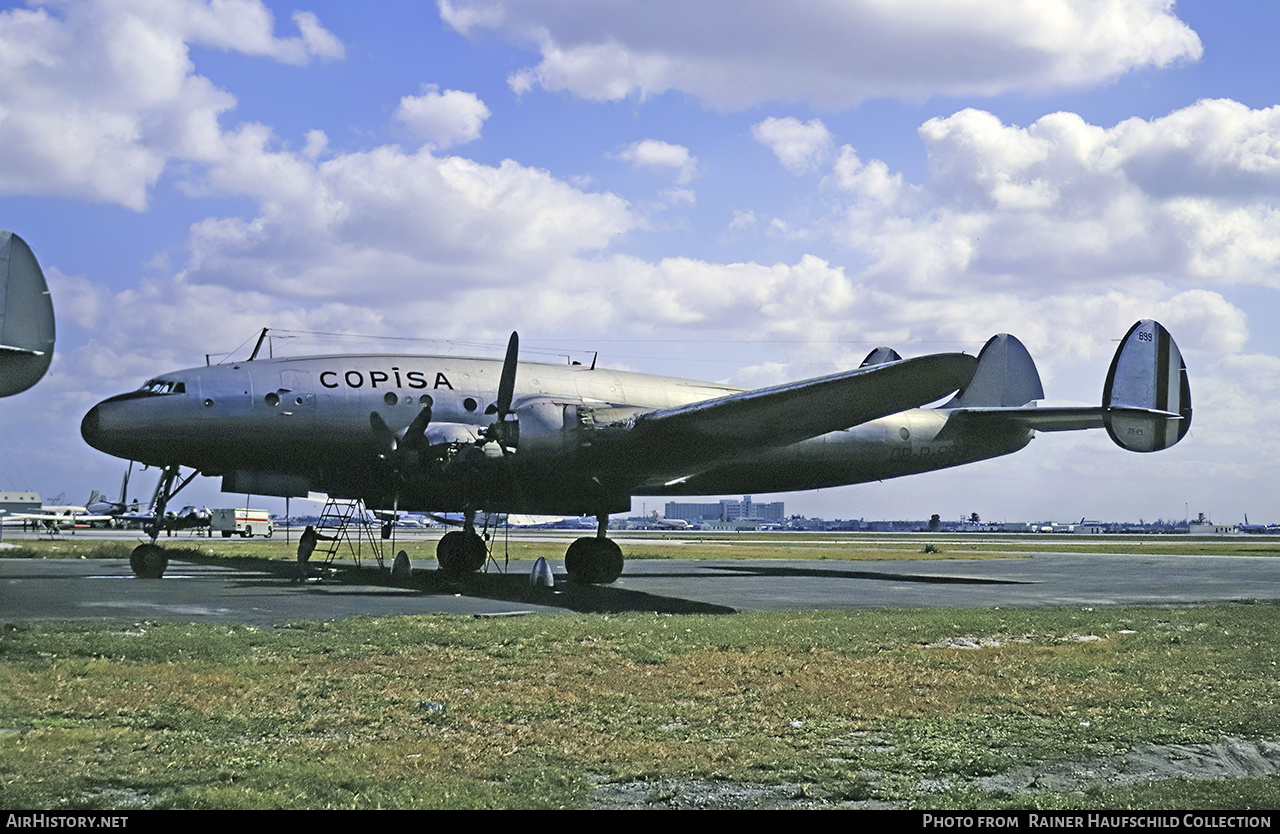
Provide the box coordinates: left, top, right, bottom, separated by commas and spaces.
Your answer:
2, 543, 1278, 626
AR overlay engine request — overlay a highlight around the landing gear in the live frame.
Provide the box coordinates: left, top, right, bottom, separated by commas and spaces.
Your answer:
564, 515, 624, 584
564, 537, 623, 584
436, 510, 487, 576
130, 543, 168, 579
128, 463, 197, 579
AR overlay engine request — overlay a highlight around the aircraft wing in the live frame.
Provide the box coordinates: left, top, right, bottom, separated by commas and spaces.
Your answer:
602, 352, 977, 470
3, 511, 115, 523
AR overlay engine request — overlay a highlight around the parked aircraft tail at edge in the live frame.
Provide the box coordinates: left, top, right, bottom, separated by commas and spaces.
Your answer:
0, 231, 55, 398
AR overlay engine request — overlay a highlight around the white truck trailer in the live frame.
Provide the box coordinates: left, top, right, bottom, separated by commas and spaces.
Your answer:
211, 508, 274, 538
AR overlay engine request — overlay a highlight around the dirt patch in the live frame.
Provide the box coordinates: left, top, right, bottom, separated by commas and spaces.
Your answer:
590, 778, 874, 809
976, 737, 1280, 795
925, 633, 1105, 649
591, 737, 1280, 808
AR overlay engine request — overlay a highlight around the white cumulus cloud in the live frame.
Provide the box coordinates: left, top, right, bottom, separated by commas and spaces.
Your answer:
395, 86, 491, 150
805, 100, 1280, 305
752, 117, 834, 175
176, 126, 635, 301
440, 0, 1202, 109
614, 139, 698, 184
0, 0, 343, 210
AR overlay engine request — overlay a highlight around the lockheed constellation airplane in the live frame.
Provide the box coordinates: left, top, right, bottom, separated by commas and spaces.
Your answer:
81, 320, 1190, 581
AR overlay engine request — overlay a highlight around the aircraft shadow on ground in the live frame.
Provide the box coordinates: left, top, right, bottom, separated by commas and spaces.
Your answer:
173, 553, 737, 616
700, 563, 1033, 585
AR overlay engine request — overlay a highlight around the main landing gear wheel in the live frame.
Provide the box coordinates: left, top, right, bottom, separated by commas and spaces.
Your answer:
436, 530, 487, 576
130, 544, 168, 579
564, 537, 624, 585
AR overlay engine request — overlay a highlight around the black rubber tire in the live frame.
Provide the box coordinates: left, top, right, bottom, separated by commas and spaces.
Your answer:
129, 544, 168, 579
436, 530, 487, 576
564, 537, 624, 584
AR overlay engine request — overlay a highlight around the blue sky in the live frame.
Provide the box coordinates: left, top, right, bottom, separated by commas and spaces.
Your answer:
2, 0, 1278, 525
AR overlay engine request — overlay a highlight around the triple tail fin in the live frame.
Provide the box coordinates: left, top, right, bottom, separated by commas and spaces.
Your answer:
940, 321, 1191, 453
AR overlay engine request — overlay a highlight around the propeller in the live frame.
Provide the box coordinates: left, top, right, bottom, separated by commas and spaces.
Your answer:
483, 331, 520, 452
474, 331, 529, 514
368, 404, 433, 515
369, 331, 518, 492
370, 402, 433, 466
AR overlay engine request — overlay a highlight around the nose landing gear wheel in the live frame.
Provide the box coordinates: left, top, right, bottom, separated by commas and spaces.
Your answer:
130, 544, 168, 579
436, 530, 487, 576
564, 537, 624, 585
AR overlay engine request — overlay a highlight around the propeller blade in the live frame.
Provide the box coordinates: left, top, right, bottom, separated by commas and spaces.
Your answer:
369, 412, 396, 454
496, 331, 519, 420
399, 405, 433, 451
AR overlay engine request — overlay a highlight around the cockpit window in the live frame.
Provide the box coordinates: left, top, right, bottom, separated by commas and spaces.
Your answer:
139, 379, 186, 394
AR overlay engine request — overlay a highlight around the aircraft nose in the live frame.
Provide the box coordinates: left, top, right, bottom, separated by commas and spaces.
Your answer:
80, 389, 193, 463
80, 404, 102, 451
80, 396, 148, 458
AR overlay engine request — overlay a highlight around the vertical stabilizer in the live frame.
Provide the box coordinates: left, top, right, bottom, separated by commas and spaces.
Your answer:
859, 346, 903, 367
1103, 320, 1191, 452
0, 231, 56, 397
944, 333, 1044, 409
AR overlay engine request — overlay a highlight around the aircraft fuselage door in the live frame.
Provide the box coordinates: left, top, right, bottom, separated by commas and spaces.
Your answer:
275, 369, 317, 428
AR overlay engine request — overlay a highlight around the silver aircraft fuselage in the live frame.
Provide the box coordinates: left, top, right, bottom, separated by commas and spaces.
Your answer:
81, 352, 1031, 516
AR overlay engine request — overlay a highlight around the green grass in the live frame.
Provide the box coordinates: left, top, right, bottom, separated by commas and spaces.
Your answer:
7, 531, 1280, 565
0, 540, 139, 561
2, 604, 1279, 809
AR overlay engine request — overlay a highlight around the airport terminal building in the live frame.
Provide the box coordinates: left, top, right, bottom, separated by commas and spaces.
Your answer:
665, 495, 785, 524
0, 491, 40, 515
0, 491, 41, 539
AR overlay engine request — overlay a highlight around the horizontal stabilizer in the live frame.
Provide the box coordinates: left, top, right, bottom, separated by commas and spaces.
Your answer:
939, 405, 1104, 437
1103, 320, 1191, 452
